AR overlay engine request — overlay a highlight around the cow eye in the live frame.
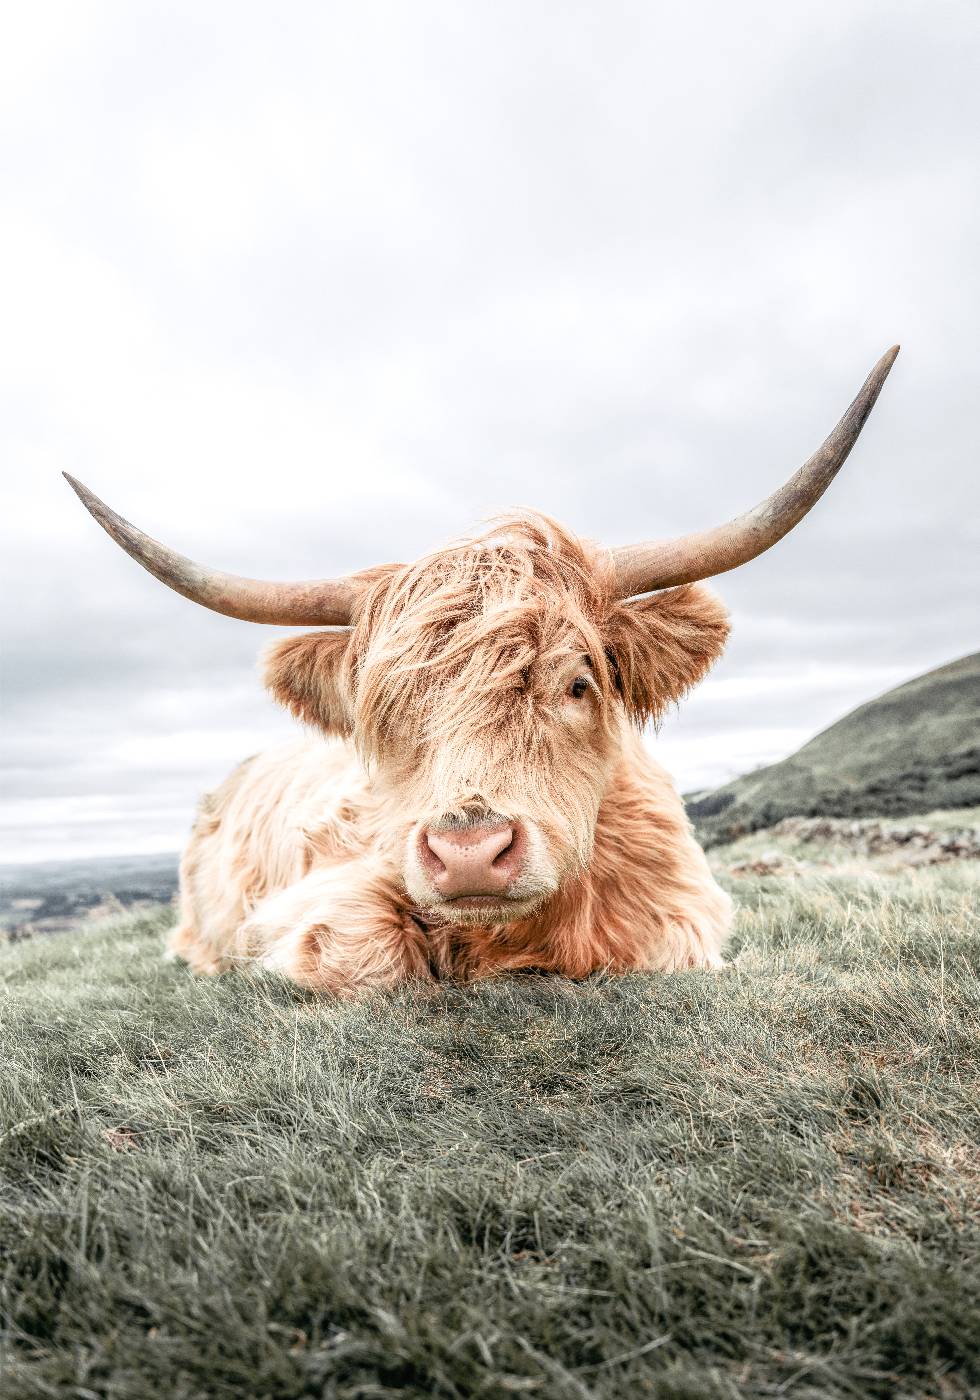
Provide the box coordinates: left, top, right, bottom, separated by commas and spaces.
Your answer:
568, 676, 590, 700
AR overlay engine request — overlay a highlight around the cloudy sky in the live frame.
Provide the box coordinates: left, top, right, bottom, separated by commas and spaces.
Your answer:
2, 0, 978, 865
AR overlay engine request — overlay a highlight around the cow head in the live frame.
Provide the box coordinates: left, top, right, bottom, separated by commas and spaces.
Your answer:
64, 345, 898, 923
263, 517, 730, 923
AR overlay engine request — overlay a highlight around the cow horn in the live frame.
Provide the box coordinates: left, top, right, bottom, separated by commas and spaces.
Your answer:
63, 474, 362, 625
610, 345, 900, 597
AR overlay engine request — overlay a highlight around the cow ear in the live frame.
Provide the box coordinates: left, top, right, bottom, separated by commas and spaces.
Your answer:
605, 583, 730, 726
263, 630, 353, 736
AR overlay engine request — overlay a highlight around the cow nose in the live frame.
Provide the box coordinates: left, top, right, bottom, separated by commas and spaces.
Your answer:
421, 823, 523, 898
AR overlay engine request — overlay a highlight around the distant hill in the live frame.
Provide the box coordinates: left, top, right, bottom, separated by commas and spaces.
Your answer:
688, 653, 980, 847
0, 852, 178, 940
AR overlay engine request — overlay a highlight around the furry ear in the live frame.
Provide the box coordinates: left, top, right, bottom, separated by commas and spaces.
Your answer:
605, 583, 730, 726
263, 630, 353, 736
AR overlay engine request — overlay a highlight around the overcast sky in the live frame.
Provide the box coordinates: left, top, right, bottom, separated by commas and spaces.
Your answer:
2, 0, 978, 865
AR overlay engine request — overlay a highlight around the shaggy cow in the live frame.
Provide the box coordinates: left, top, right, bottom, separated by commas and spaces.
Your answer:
66, 347, 898, 991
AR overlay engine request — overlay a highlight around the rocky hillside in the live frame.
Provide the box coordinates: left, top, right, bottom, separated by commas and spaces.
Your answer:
689, 652, 980, 846
717, 810, 980, 878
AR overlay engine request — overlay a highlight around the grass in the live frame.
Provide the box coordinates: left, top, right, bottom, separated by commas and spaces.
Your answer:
1, 863, 979, 1398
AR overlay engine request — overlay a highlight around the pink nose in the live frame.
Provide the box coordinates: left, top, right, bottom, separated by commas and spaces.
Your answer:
420, 823, 524, 898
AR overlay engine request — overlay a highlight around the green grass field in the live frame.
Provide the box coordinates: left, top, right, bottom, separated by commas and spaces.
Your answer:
2, 861, 978, 1399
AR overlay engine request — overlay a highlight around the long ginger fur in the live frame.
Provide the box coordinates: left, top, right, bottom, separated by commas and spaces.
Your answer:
169, 515, 733, 991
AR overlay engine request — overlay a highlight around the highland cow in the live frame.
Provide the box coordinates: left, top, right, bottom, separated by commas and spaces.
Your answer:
66, 346, 898, 992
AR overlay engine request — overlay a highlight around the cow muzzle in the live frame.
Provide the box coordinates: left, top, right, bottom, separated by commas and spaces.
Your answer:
406, 811, 558, 923
419, 821, 525, 901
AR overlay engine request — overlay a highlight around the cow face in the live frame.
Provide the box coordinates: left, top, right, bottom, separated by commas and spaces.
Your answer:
265, 516, 729, 925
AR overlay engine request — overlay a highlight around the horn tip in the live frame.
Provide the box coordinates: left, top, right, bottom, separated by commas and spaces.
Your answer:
62, 473, 103, 515
867, 344, 900, 389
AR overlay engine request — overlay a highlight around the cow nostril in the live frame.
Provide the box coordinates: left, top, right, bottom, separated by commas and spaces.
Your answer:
423, 833, 447, 874
491, 829, 516, 867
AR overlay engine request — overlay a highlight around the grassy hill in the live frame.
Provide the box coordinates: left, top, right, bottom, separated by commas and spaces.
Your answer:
689, 652, 980, 847
2, 864, 979, 1399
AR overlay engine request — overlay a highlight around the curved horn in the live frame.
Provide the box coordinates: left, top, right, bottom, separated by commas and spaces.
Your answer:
610, 345, 900, 597
63, 474, 362, 625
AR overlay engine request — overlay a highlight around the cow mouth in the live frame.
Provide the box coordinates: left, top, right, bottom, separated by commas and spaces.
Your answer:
444, 893, 522, 915
420, 888, 551, 926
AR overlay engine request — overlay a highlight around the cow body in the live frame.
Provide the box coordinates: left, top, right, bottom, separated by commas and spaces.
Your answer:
158, 517, 737, 991
169, 726, 730, 990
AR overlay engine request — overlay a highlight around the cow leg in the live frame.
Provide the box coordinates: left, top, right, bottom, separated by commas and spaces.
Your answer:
628, 839, 731, 974
238, 862, 434, 994
648, 907, 730, 972
166, 918, 231, 976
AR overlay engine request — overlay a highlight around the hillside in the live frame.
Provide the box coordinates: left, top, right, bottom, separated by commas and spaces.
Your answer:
689, 652, 980, 847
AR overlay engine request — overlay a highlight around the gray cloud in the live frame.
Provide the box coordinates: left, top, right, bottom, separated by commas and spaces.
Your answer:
2, 0, 978, 861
